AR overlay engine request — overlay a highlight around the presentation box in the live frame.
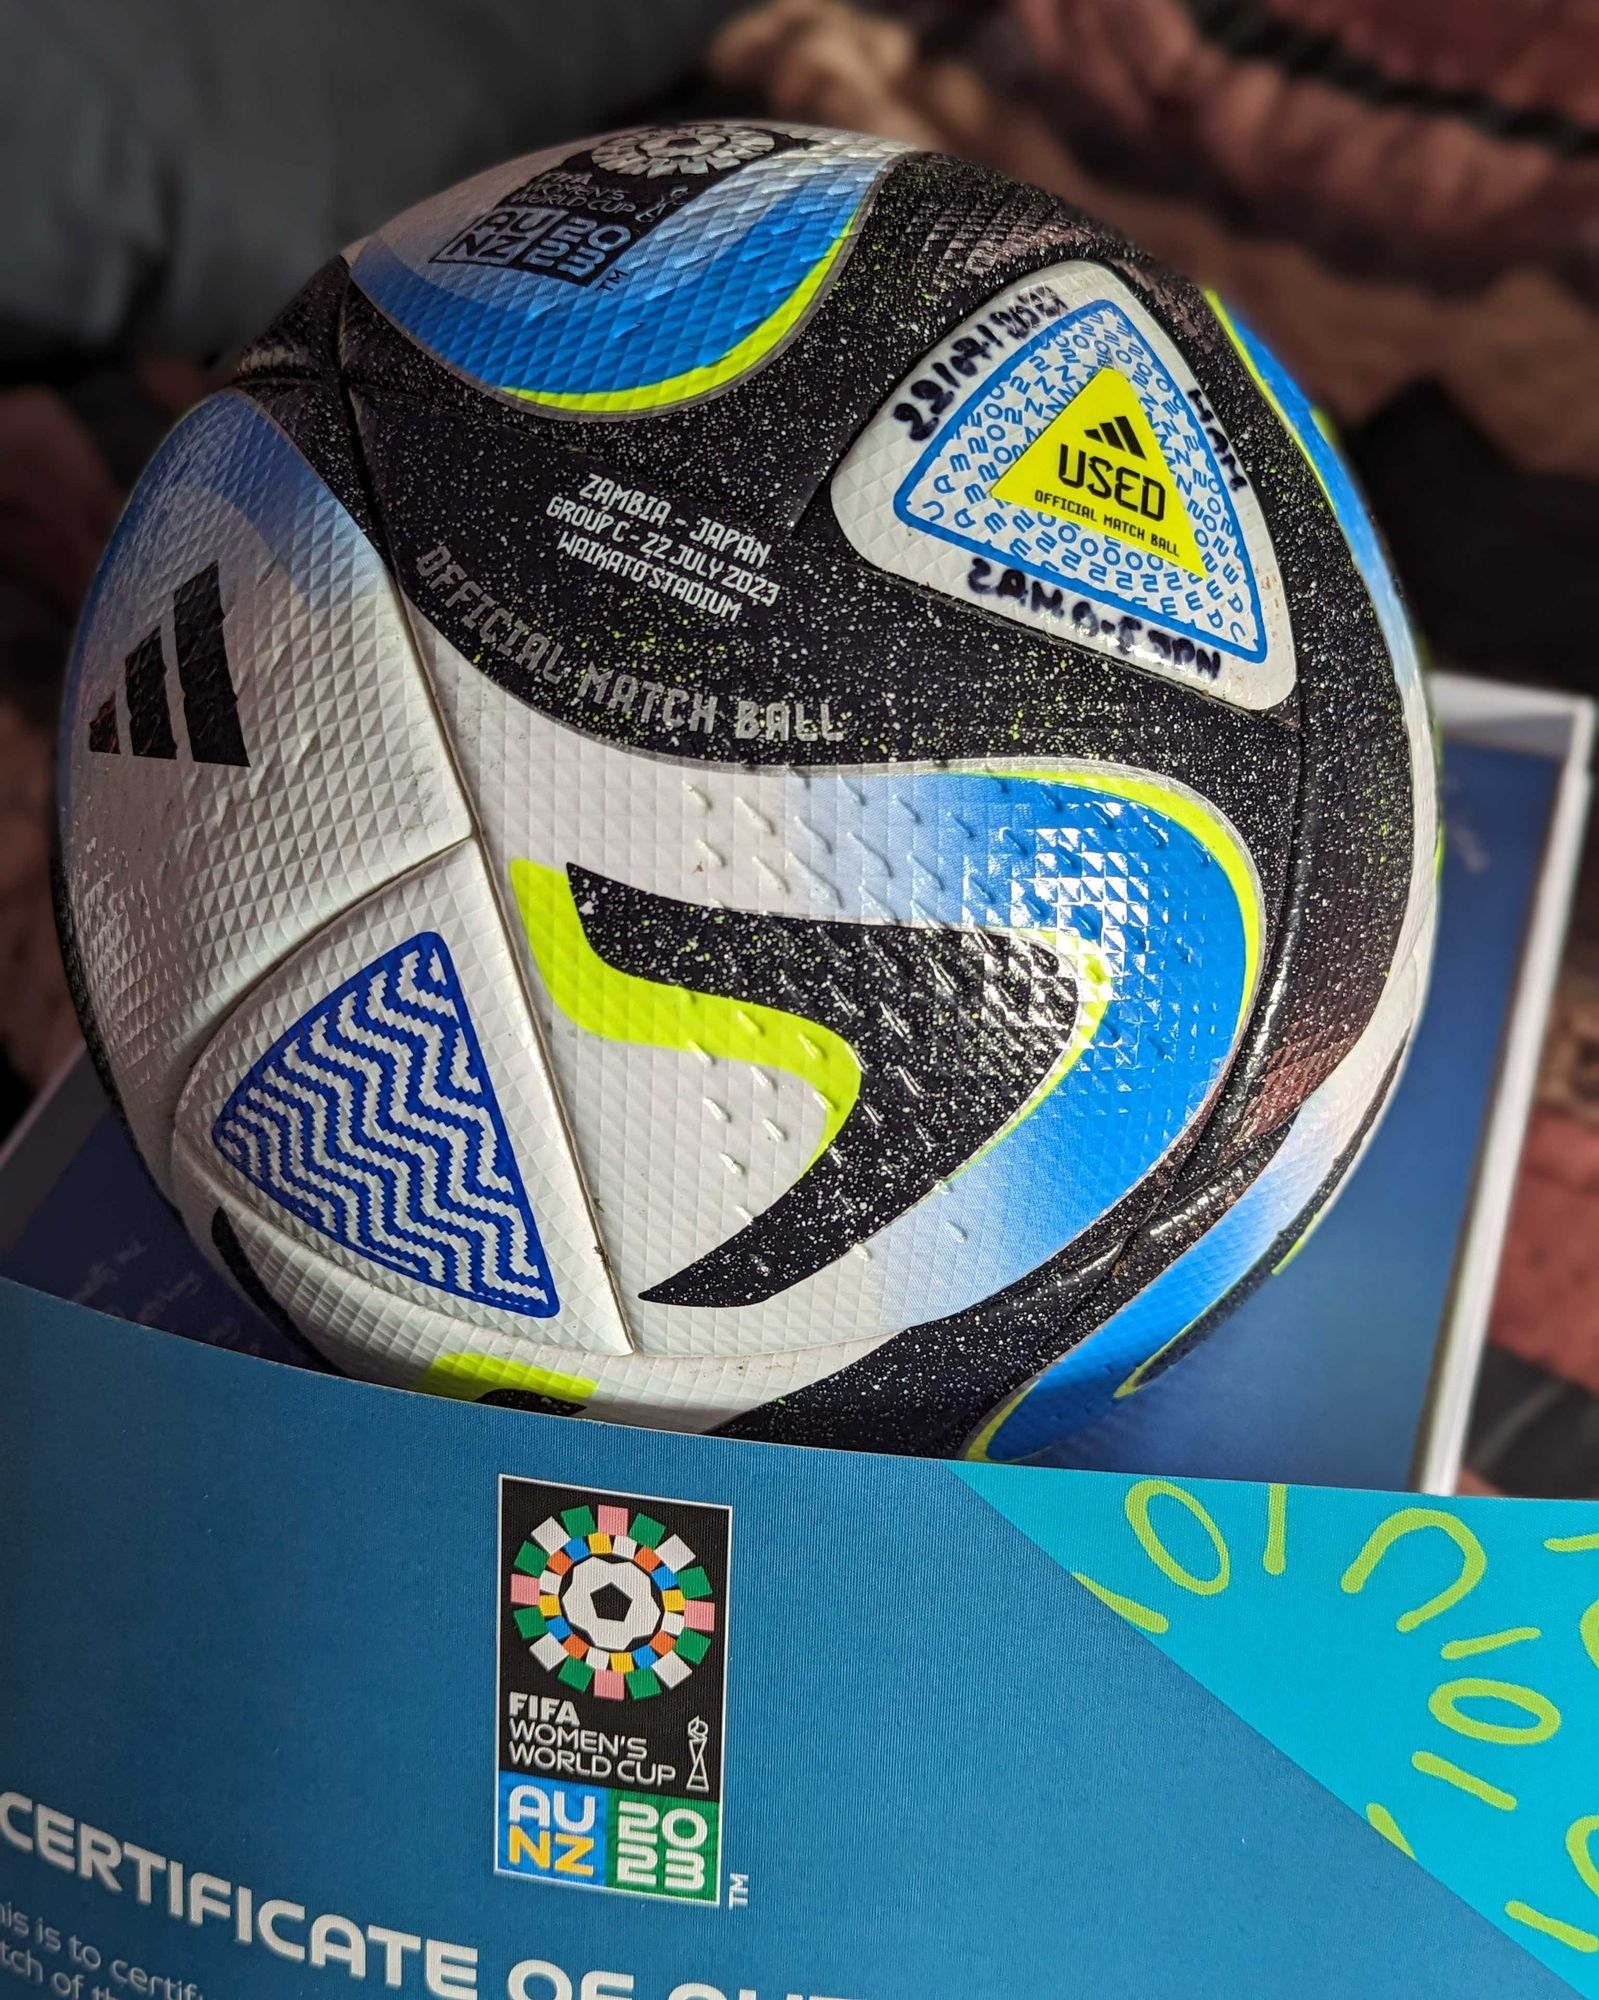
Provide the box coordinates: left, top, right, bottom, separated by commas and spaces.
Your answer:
3, 674, 1598, 2000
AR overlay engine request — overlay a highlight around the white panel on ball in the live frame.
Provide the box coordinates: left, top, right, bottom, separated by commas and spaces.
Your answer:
170, 841, 631, 1362
59, 392, 471, 1193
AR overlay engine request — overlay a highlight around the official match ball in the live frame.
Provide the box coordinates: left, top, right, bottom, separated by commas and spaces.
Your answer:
56, 124, 1436, 1460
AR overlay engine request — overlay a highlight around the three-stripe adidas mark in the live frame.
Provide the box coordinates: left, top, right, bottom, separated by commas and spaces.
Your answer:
88, 561, 248, 766
1082, 413, 1145, 458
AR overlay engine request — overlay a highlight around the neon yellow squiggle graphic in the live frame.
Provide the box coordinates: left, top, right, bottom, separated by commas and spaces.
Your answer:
1341, 1508, 1488, 1633
1071, 1570, 1170, 1635
509, 858, 862, 1170
1112, 1315, 1205, 1404
506, 214, 858, 415
417, 1352, 596, 1404
1367, 1803, 1414, 1857
991, 762, 1262, 1028
954, 934, 1113, 1177
959, 760, 1261, 1465
1505, 1903, 1599, 1955
516, 760, 1254, 1337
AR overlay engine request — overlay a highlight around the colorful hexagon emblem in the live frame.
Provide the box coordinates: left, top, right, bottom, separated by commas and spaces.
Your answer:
509, 1503, 718, 1701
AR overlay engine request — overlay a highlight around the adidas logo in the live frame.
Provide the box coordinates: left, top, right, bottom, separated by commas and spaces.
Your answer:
1082, 413, 1145, 459
87, 561, 248, 766
991, 364, 1206, 577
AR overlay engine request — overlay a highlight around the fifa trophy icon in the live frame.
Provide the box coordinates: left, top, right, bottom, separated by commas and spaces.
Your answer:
687, 1717, 710, 1796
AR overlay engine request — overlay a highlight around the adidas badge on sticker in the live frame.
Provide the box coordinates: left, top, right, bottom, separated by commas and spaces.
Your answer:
831, 265, 1295, 708
989, 367, 1206, 577
213, 934, 558, 1315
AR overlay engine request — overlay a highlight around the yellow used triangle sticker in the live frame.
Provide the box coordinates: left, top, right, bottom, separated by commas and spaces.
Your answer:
990, 366, 1205, 577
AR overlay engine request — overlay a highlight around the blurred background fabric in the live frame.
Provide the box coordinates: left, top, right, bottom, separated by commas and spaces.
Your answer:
711, 0, 1599, 680
2, 0, 1596, 1488
0, 0, 747, 368
0, 0, 748, 1091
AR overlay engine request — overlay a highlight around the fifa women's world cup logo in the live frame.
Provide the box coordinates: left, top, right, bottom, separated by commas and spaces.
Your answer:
511, 1498, 718, 1700
496, 1478, 732, 1902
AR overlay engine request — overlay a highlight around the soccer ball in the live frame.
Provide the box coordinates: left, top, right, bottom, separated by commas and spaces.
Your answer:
55, 124, 1436, 1460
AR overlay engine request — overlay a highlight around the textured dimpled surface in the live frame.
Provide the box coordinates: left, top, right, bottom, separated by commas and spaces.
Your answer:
349, 124, 905, 410
831, 265, 1296, 707
58, 392, 470, 1190
210, 932, 561, 1319
409, 628, 1263, 1363
169, 840, 632, 1360
56, 125, 1435, 1456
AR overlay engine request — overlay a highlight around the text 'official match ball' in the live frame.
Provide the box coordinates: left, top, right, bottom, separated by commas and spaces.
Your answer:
56, 124, 1436, 1460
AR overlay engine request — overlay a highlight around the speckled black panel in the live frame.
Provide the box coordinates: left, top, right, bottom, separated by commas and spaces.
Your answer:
239, 378, 379, 541
209, 1208, 342, 1377
222, 145, 1420, 1455
352, 386, 1294, 836
567, 862, 1080, 1307
334, 158, 1158, 534
234, 259, 378, 537
235, 255, 351, 385
1095, 1040, 1411, 1406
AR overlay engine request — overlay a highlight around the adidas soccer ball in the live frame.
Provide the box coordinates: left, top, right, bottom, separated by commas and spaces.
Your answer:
56, 124, 1436, 1460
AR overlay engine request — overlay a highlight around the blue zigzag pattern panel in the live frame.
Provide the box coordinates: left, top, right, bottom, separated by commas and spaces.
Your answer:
213, 934, 558, 1316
